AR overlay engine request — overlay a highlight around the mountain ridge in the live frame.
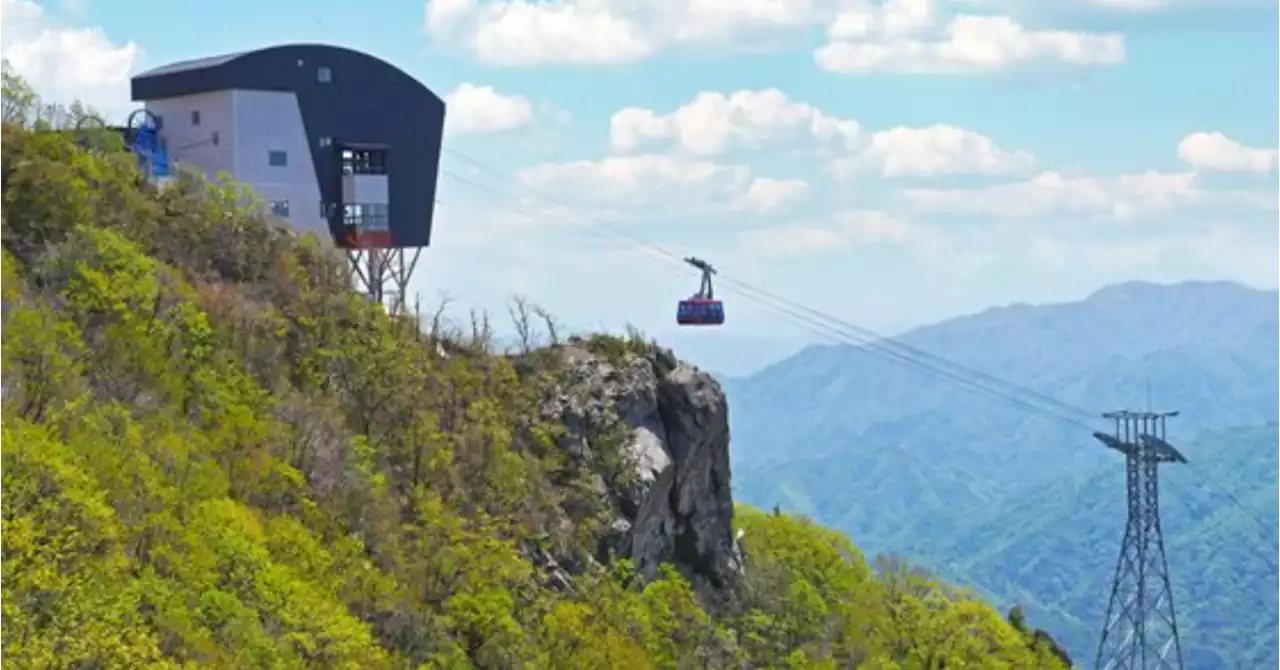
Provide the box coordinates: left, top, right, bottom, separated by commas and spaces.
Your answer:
724, 276, 1278, 670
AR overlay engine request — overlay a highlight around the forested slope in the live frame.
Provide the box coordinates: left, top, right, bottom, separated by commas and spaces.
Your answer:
0, 73, 1070, 669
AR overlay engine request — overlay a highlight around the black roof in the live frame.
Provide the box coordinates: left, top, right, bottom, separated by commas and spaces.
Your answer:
130, 43, 443, 106
133, 51, 247, 79
130, 43, 447, 250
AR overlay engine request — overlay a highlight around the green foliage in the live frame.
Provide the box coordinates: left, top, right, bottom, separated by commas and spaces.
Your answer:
578, 325, 656, 366
730, 508, 1069, 668
1, 76, 1068, 668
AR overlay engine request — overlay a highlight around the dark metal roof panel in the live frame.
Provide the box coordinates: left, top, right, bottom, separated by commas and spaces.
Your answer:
133, 51, 247, 79
127, 43, 446, 249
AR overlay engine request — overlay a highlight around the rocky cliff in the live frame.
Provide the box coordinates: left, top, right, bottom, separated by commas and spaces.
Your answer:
536, 339, 743, 604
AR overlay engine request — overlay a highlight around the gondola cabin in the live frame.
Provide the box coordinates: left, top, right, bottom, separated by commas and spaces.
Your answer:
677, 298, 725, 326
677, 256, 725, 327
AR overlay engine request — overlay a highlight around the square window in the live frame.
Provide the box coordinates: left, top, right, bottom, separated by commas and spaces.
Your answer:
317, 66, 332, 84
190, 110, 201, 126
270, 200, 290, 218
268, 150, 288, 167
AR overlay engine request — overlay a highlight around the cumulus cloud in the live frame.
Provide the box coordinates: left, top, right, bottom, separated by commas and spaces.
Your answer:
831, 123, 1036, 177
444, 82, 535, 135
1, 0, 143, 118
902, 170, 1206, 220
1085, 0, 1169, 10
737, 209, 918, 257
607, 90, 1036, 179
424, 0, 1120, 73
960, 0, 1274, 11
423, 0, 820, 66
517, 154, 752, 207
815, 1, 1126, 74
738, 177, 811, 213
609, 89, 859, 156
516, 154, 812, 217
1177, 131, 1278, 173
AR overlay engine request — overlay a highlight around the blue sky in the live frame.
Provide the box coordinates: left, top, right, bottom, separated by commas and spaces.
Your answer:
4, 0, 1277, 374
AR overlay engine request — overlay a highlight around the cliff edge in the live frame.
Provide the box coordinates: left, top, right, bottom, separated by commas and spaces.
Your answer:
539, 340, 742, 604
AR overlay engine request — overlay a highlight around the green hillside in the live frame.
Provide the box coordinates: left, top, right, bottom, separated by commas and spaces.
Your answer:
0, 72, 1069, 669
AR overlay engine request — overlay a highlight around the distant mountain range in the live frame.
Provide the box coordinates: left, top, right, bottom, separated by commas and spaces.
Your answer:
722, 280, 1279, 668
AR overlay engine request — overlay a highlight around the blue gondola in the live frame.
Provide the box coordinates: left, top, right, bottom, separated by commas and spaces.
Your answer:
677, 256, 725, 326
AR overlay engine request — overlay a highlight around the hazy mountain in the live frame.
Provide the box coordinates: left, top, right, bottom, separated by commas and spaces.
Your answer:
917, 424, 1279, 670
727, 280, 1277, 469
723, 280, 1278, 667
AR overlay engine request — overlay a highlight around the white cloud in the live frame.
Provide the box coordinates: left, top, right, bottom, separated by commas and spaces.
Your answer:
739, 177, 811, 213
1, 0, 142, 118
903, 170, 1204, 220
516, 154, 815, 217
738, 225, 844, 256
424, 0, 1126, 74
610, 88, 859, 156
826, 0, 937, 40
960, 0, 1273, 10
1085, 0, 1169, 10
1177, 131, 1278, 173
815, 7, 1126, 74
609, 91, 1034, 180
831, 123, 1036, 177
423, 0, 821, 66
444, 82, 535, 135
737, 209, 918, 257
517, 153, 752, 206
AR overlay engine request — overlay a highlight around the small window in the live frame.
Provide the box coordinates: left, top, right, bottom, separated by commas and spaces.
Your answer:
190, 110, 201, 126
268, 150, 288, 167
318, 136, 332, 148
317, 66, 332, 84
270, 200, 290, 218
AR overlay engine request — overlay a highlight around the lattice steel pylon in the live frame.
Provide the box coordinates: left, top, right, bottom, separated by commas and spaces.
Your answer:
1092, 410, 1187, 670
346, 247, 421, 318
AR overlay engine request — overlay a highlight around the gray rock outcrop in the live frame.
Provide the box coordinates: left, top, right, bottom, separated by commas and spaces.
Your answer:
539, 340, 742, 604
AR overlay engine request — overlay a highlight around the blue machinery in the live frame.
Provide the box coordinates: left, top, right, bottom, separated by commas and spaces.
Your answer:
124, 108, 170, 179
71, 110, 168, 179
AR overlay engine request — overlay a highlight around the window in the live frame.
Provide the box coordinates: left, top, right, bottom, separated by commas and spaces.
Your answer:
269, 200, 290, 218
318, 136, 333, 148
317, 66, 332, 84
341, 148, 388, 175
268, 150, 288, 167
190, 110, 201, 126
342, 202, 389, 230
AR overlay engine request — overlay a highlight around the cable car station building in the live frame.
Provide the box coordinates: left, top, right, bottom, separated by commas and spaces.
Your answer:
129, 44, 446, 313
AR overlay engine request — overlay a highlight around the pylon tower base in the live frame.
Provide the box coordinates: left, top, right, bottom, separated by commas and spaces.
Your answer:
346, 246, 420, 317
